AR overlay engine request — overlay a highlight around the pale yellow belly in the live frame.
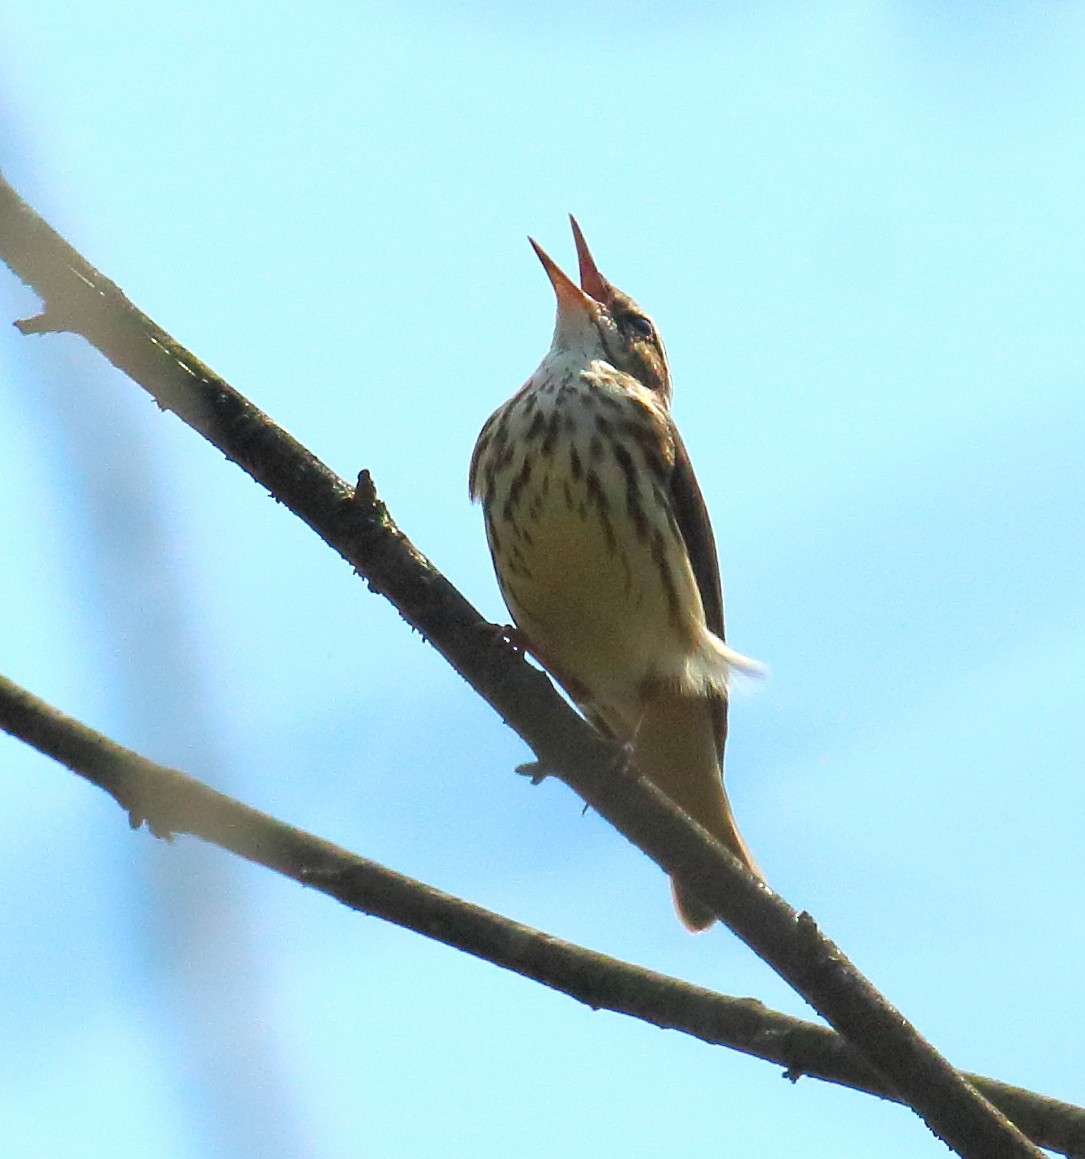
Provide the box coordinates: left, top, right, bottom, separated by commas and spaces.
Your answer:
489, 484, 696, 725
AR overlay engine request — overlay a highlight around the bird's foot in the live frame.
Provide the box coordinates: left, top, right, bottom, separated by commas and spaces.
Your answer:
475, 620, 531, 656
499, 623, 530, 654
609, 738, 637, 778
576, 741, 637, 816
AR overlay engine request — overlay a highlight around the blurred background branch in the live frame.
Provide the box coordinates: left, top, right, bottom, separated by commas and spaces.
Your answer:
0, 155, 317, 1158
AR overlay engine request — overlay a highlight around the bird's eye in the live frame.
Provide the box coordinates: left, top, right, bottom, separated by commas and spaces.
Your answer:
622, 314, 655, 342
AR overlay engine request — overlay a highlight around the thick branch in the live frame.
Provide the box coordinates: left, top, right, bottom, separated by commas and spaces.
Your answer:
0, 671, 1082, 1157
0, 171, 1044, 1158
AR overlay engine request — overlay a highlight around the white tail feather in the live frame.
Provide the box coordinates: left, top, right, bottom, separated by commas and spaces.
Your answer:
676, 628, 766, 698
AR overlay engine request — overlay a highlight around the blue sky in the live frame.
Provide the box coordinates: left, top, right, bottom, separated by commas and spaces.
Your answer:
2, 3, 1084, 1156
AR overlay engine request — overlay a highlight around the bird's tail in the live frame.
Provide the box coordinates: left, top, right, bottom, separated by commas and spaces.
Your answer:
632, 690, 761, 932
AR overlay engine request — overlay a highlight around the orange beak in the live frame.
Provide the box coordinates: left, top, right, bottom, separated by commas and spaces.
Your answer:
529, 236, 601, 322
569, 216, 611, 303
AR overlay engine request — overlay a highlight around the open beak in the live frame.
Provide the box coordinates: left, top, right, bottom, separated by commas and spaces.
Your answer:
529, 237, 601, 323
569, 216, 612, 303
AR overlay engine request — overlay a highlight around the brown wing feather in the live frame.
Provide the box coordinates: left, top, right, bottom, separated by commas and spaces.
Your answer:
667, 425, 728, 762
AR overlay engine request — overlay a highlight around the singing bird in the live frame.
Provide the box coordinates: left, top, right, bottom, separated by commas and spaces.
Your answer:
469, 219, 761, 930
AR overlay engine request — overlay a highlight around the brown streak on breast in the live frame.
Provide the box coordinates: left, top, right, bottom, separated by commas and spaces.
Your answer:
651, 527, 682, 625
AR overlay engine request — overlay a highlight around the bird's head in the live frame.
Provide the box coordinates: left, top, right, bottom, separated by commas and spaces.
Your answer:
529, 217, 672, 401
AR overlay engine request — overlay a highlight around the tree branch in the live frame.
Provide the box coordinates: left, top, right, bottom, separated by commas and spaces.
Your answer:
0, 170, 1046, 1157
0, 671, 1082, 1157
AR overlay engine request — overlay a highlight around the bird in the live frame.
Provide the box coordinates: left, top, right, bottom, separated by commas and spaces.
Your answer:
469, 217, 761, 930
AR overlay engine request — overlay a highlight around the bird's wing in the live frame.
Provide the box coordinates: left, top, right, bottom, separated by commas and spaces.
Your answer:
667, 424, 728, 761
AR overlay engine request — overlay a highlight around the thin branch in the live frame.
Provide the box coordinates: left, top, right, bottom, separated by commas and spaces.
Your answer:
0, 170, 1045, 1158
0, 671, 1082, 1158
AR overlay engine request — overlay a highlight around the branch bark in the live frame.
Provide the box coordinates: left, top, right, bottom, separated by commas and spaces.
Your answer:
0, 671, 1082, 1157
0, 170, 1047, 1158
